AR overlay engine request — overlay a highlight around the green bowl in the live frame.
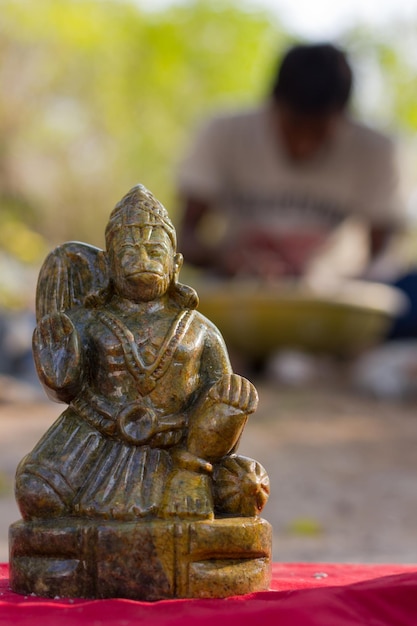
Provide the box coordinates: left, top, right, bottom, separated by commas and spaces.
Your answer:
191, 276, 405, 358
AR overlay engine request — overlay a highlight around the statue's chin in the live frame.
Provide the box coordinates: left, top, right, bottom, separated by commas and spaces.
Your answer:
123, 272, 169, 302
137, 285, 166, 302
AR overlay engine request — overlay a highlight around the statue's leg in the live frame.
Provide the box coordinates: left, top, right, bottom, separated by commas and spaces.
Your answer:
74, 444, 172, 520
15, 407, 104, 520
159, 375, 260, 519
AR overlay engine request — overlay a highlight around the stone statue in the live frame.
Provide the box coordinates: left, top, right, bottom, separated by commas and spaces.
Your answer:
9, 185, 271, 600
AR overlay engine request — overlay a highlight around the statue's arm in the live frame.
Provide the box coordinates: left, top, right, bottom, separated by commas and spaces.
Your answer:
199, 320, 233, 384
183, 319, 258, 463
32, 312, 84, 404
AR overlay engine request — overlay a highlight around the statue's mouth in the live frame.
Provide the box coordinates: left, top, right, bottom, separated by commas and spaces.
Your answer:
126, 270, 163, 279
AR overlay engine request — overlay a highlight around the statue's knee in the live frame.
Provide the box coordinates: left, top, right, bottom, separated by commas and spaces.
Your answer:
15, 471, 68, 520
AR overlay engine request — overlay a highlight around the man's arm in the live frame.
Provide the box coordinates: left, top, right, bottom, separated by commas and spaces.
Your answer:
362, 223, 405, 281
360, 129, 405, 268
178, 196, 214, 269
369, 225, 396, 261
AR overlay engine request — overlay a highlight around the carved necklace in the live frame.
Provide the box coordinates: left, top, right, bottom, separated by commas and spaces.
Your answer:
96, 308, 195, 395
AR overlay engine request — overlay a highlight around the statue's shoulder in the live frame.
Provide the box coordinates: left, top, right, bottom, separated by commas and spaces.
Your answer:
188, 309, 225, 342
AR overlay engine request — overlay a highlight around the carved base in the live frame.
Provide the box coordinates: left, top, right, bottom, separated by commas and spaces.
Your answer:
9, 517, 272, 600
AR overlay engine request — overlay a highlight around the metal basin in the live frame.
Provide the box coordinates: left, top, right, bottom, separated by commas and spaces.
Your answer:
191, 276, 405, 358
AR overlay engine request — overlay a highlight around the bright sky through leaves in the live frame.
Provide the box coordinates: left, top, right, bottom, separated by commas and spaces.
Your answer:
148, 0, 417, 39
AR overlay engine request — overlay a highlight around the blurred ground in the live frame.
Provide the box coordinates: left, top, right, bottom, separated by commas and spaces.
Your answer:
0, 375, 416, 565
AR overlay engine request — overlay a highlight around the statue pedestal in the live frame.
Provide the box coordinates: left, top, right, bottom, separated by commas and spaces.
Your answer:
9, 517, 272, 600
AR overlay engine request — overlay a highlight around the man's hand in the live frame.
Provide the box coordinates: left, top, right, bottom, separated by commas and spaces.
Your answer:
220, 230, 326, 279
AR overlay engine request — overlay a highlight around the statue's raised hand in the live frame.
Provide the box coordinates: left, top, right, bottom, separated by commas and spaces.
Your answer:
33, 312, 83, 402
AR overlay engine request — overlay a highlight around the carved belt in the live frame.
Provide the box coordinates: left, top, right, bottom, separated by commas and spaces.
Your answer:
72, 390, 183, 447
71, 389, 120, 438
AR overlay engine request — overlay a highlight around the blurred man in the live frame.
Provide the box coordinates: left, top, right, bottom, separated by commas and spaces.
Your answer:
177, 43, 404, 283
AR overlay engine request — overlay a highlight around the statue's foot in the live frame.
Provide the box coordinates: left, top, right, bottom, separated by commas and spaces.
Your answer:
15, 472, 69, 520
159, 469, 213, 520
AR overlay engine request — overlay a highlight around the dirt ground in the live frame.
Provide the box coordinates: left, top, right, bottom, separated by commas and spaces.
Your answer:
0, 375, 416, 566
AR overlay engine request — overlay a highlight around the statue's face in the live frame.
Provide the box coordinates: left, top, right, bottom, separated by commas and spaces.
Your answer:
108, 225, 179, 302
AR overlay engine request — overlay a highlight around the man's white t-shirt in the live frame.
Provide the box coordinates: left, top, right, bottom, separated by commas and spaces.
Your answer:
177, 106, 404, 279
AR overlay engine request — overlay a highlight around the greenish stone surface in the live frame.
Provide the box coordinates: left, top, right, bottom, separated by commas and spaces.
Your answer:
9, 184, 272, 599
10, 518, 272, 599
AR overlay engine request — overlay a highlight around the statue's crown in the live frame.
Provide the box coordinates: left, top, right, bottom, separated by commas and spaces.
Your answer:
105, 184, 176, 249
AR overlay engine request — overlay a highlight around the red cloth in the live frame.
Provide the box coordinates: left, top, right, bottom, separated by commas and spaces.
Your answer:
0, 562, 416, 626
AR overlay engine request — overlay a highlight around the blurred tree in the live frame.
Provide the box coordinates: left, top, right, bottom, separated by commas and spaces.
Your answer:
0, 0, 285, 252
343, 23, 417, 133
343, 23, 417, 263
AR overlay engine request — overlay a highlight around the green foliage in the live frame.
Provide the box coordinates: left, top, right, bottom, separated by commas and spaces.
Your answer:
287, 517, 324, 537
343, 23, 417, 133
0, 0, 286, 251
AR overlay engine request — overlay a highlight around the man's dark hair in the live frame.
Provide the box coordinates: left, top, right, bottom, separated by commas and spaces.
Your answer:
271, 43, 353, 115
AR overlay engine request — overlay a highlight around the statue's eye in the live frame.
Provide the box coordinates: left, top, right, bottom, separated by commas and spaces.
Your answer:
121, 247, 137, 262
124, 246, 136, 255
147, 245, 165, 258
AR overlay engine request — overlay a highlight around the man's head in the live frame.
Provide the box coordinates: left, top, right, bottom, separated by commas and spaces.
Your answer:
106, 185, 183, 302
270, 43, 353, 161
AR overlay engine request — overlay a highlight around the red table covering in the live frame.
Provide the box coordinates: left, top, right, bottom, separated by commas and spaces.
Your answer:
0, 562, 416, 626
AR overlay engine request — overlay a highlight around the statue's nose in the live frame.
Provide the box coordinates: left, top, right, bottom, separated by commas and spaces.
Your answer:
124, 246, 160, 273
137, 246, 148, 263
